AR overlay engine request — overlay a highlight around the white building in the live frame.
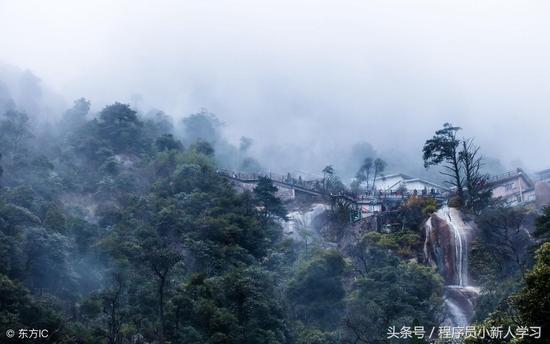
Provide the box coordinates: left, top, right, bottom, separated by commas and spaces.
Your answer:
374, 173, 448, 194
489, 169, 536, 206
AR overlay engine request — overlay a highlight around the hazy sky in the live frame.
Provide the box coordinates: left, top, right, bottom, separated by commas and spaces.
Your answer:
1, 0, 549, 172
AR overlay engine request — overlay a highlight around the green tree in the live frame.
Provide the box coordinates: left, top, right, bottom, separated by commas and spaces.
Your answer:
355, 157, 373, 191
513, 242, 550, 343
423, 123, 464, 200
535, 206, 550, 242
370, 158, 386, 194
97, 102, 147, 154
344, 254, 443, 344
254, 177, 288, 221
189, 140, 215, 156
171, 268, 289, 344
181, 109, 222, 145
0, 110, 32, 158
322, 165, 334, 192
459, 138, 490, 212
138, 228, 182, 344
61, 98, 91, 128
287, 250, 347, 330
476, 206, 531, 278
155, 134, 183, 152
81, 270, 129, 344
21, 228, 75, 296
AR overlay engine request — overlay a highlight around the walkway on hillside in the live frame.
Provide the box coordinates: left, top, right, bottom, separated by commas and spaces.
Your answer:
218, 169, 446, 223
218, 170, 326, 197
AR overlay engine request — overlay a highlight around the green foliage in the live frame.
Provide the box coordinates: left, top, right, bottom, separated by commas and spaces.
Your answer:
254, 177, 288, 221
423, 123, 461, 167
97, 102, 150, 154
469, 243, 550, 344
534, 206, 550, 242
447, 195, 464, 208
355, 158, 373, 185
344, 246, 443, 343
61, 98, 91, 128
423, 123, 491, 212
0, 273, 78, 343
398, 196, 438, 230
475, 206, 531, 279
369, 158, 387, 192
295, 326, 339, 344
423, 123, 463, 198
190, 139, 215, 156
472, 278, 522, 322
459, 138, 491, 212
469, 212, 550, 344
240, 157, 263, 173
155, 133, 183, 152
0, 110, 32, 157
170, 268, 289, 344
465, 310, 518, 344
287, 250, 347, 330
43, 204, 66, 232
468, 238, 501, 285
181, 110, 222, 145
2, 186, 36, 208
321, 165, 346, 194
0, 101, 298, 343
2, 99, 529, 344
364, 230, 421, 259
513, 242, 550, 335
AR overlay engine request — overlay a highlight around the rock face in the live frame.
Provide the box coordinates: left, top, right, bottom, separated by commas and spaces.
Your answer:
535, 181, 550, 209
424, 207, 479, 326
444, 286, 480, 327
424, 207, 473, 285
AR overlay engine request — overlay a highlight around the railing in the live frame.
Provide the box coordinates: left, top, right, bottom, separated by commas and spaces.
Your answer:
218, 169, 324, 193
488, 170, 520, 182
219, 169, 447, 224
218, 169, 445, 201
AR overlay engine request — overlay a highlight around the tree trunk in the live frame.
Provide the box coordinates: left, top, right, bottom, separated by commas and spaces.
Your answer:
451, 155, 463, 198
371, 169, 378, 194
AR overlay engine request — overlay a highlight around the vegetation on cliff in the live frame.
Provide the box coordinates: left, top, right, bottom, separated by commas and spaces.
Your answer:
1, 103, 547, 343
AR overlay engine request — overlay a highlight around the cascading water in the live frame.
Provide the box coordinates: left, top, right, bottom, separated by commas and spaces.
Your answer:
446, 208, 468, 286
424, 206, 479, 327
283, 203, 329, 241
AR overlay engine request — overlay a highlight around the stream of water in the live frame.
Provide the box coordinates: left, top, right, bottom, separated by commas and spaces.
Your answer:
425, 206, 479, 327
283, 203, 328, 240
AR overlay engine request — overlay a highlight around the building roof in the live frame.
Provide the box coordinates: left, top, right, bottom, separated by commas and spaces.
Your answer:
374, 173, 448, 191
402, 178, 449, 191
488, 168, 534, 189
375, 173, 413, 181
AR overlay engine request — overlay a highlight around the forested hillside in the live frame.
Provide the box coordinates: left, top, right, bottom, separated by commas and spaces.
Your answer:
0, 100, 548, 344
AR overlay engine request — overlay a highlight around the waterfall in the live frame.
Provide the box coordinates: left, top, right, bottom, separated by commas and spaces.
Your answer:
423, 218, 432, 264
283, 203, 329, 240
424, 206, 479, 327
444, 293, 469, 327
445, 208, 469, 286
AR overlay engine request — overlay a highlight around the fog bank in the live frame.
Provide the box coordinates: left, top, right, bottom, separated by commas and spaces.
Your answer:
1, 0, 549, 174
